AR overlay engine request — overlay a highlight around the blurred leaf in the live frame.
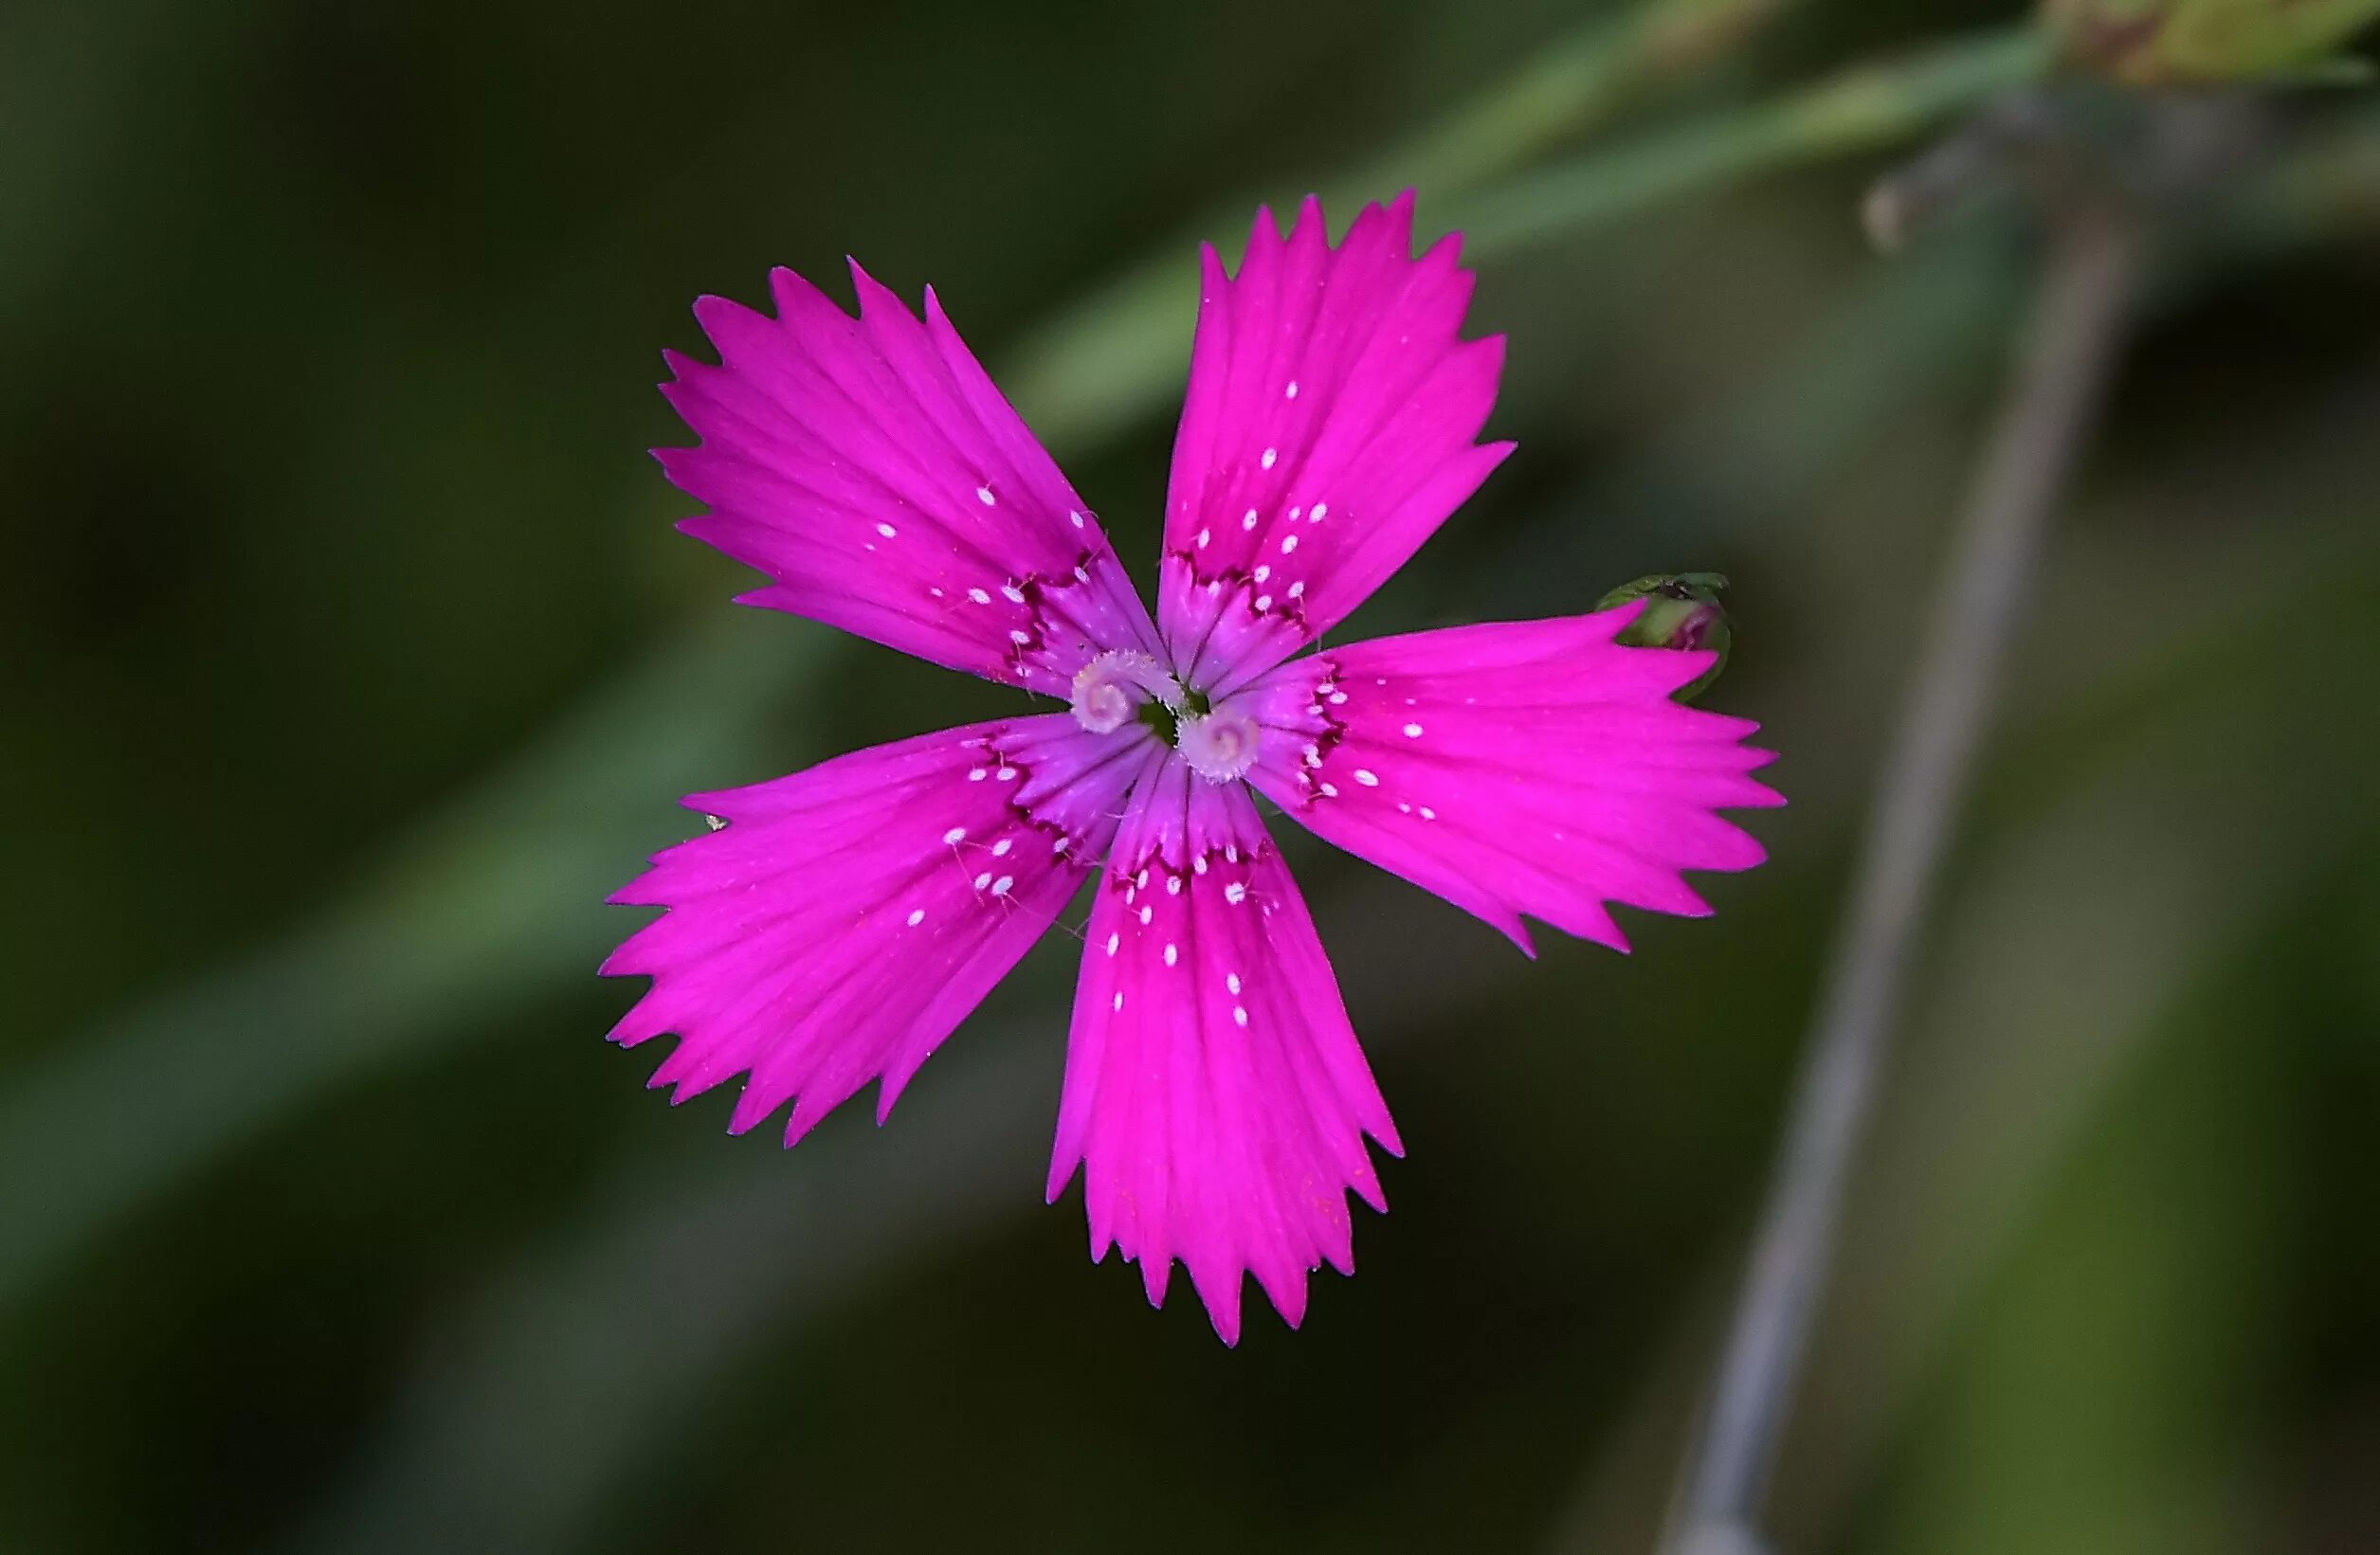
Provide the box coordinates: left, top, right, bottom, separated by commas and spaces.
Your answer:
1005, 0, 1807, 445
2043, 0, 2380, 86
0, 612, 807, 1310
1456, 26, 2052, 255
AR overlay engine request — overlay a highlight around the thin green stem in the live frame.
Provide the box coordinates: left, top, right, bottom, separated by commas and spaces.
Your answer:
1662, 206, 2144, 1553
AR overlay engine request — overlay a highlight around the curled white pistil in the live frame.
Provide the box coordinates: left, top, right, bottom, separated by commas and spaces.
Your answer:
1175, 705, 1263, 784
1069, 649, 1169, 734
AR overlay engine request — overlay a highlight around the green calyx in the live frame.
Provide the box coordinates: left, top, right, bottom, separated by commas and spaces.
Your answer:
1594, 571, 1735, 702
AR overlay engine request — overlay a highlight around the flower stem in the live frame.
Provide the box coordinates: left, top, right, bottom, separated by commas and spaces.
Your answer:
1662, 205, 2145, 1554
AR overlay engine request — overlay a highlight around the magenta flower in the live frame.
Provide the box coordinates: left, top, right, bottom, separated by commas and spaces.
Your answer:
606, 193, 1781, 1343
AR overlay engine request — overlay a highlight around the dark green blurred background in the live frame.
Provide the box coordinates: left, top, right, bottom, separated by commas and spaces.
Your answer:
5, 1, 2377, 1550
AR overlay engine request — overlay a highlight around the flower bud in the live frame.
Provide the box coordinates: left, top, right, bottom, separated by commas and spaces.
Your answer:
2042, 0, 2380, 86
1594, 571, 1733, 702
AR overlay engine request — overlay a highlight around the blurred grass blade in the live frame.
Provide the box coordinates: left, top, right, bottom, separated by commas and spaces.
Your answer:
1003, 0, 1803, 443
281, 1027, 1052, 1555
0, 613, 811, 1310
1456, 26, 2050, 255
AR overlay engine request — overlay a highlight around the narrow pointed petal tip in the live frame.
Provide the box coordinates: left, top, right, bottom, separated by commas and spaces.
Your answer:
1045, 776, 1396, 1344
1240, 612, 1780, 955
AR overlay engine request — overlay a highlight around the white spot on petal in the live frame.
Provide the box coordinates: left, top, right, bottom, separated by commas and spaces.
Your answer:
1253, 565, 1270, 583
991, 875, 1013, 895
1261, 447, 1277, 470
942, 826, 967, 845
1354, 768, 1378, 786
1310, 503, 1328, 521
1166, 876, 1182, 895
977, 485, 997, 506
877, 522, 898, 538
1224, 883, 1247, 905
1163, 943, 1178, 967
1113, 990, 1125, 1011
1281, 534, 1299, 553
968, 768, 987, 782
1285, 381, 1299, 399
1226, 972, 1242, 995
1069, 510, 1085, 528
906, 908, 925, 927
995, 767, 1017, 782
1318, 782, 1338, 797
1105, 932, 1119, 956
1420, 806, 1438, 821
1197, 528, 1210, 549
972, 872, 991, 890
1243, 509, 1259, 531
968, 588, 991, 605
991, 838, 1012, 857
1139, 904, 1153, 925
1233, 1005, 1248, 1027
1001, 585, 1026, 604
1403, 723, 1424, 737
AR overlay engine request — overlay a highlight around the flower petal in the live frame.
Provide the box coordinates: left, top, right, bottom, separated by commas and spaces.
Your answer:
1047, 765, 1400, 1346
1239, 606, 1783, 954
659, 264, 1158, 694
606, 715, 1162, 1143
1155, 192, 1512, 695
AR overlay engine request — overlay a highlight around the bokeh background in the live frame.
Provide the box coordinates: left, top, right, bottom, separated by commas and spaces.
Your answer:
6, 0, 2377, 1550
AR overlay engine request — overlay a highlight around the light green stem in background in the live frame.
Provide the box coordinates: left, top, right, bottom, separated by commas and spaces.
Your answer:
1456, 27, 2052, 254
1664, 206, 2144, 1551
1004, 0, 1806, 446
0, 614, 806, 1307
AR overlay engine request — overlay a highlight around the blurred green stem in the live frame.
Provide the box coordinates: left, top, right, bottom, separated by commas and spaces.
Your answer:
1664, 203, 2145, 1551
1458, 27, 2050, 256
1005, 0, 1802, 443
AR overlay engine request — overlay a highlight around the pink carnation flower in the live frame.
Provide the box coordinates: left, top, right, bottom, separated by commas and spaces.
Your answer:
606, 193, 1781, 1343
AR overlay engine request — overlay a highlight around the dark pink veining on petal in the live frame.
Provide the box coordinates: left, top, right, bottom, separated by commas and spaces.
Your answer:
606, 715, 1159, 1142
1048, 769, 1398, 1346
1238, 606, 1783, 955
658, 263, 1156, 696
